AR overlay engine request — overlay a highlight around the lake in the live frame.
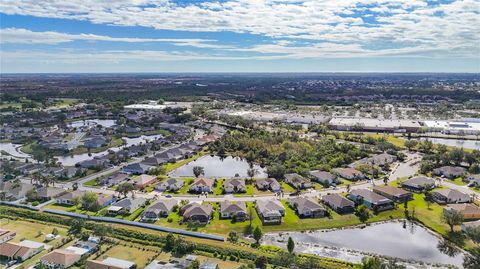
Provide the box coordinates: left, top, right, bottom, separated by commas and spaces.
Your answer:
263, 221, 464, 267
56, 134, 163, 166
418, 138, 480, 150
168, 155, 267, 178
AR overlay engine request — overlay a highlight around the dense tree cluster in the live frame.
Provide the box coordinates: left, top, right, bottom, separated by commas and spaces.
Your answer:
210, 130, 368, 176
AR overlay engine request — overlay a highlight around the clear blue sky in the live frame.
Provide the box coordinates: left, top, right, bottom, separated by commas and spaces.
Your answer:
1, 0, 479, 73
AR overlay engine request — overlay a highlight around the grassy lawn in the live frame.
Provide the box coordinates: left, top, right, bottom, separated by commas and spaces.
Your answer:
0, 219, 68, 243
44, 203, 103, 217
100, 244, 157, 268
448, 177, 468, 186
364, 134, 406, 148
281, 182, 295, 192
213, 179, 224, 195
84, 178, 100, 187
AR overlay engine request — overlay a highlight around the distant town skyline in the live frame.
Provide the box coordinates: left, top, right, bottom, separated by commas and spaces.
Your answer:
1, 0, 479, 73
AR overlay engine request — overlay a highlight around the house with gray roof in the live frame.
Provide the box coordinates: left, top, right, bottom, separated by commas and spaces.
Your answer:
36, 187, 67, 201
56, 190, 86, 205
287, 197, 325, 218
255, 178, 281, 192
433, 166, 467, 179
401, 176, 436, 192
142, 199, 178, 221
284, 173, 312, 189
107, 197, 147, 215
308, 170, 339, 186
348, 189, 394, 212
432, 189, 471, 204
0, 182, 34, 201
154, 178, 185, 192
255, 199, 285, 225
219, 201, 247, 221
321, 193, 355, 214
122, 163, 153, 175
223, 178, 246, 193
356, 153, 397, 167
466, 174, 480, 187
181, 203, 213, 224
102, 172, 130, 187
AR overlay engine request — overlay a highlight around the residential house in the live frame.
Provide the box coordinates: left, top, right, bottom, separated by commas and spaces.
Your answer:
321, 193, 355, 214
462, 220, 480, 232
86, 257, 136, 269
223, 178, 246, 193
255, 200, 285, 225
255, 178, 281, 192
142, 156, 168, 167
334, 168, 366, 181
433, 166, 467, 179
219, 201, 247, 221
0, 182, 34, 201
154, 178, 185, 192
465, 174, 480, 187
122, 163, 152, 175
308, 170, 339, 186
401, 176, 436, 192
56, 190, 86, 206
357, 153, 397, 167
445, 204, 480, 220
0, 229, 16, 244
284, 173, 312, 189
77, 159, 108, 169
287, 197, 326, 218
142, 199, 178, 221
0, 240, 44, 262
39, 249, 81, 269
83, 137, 108, 148
96, 193, 117, 207
189, 178, 215, 193
107, 197, 147, 215
348, 189, 394, 211
36, 187, 67, 202
102, 172, 130, 187
131, 174, 156, 189
181, 203, 213, 224
373, 186, 413, 202
432, 189, 471, 204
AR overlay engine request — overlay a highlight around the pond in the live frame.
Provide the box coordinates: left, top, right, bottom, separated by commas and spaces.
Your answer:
263, 221, 464, 268
168, 155, 267, 178
68, 119, 116, 128
56, 134, 162, 166
0, 142, 31, 159
418, 138, 480, 150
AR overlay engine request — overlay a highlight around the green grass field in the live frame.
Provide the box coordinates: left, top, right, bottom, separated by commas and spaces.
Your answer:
100, 244, 157, 268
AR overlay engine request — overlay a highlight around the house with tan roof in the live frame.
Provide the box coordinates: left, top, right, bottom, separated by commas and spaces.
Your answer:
189, 178, 215, 193
40, 249, 81, 269
334, 168, 366, 181
132, 174, 156, 189
445, 204, 480, 220
223, 178, 246, 193
373, 186, 413, 202
0, 240, 44, 261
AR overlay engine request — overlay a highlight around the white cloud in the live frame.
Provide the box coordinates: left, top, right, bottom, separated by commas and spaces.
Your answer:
0, 28, 228, 48
0, 0, 479, 60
